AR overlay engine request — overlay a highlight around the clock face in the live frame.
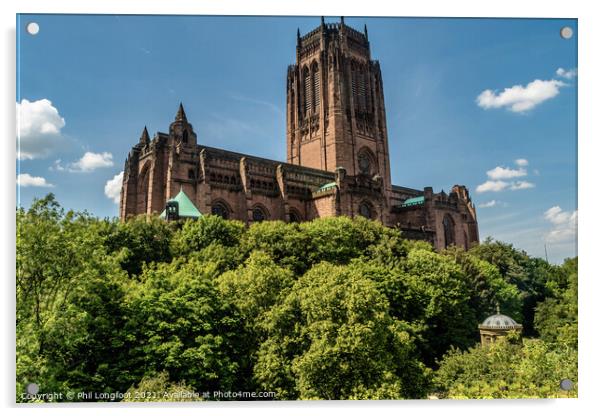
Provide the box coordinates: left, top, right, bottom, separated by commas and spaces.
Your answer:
358, 153, 371, 174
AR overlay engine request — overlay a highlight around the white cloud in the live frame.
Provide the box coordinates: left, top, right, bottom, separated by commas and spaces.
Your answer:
510, 181, 535, 190
556, 67, 577, 80
476, 180, 535, 193
486, 166, 527, 180
544, 206, 577, 243
17, 99, 68, 160
476, 79, 566, 113
104, 171, 123, 204
17, 173, 54, 188
68, 152, 114, 172
478, 200, 499, 208
476, 180, 509, 193
49, 159, 65, 172
515, 158, 529, 167
477, 159, 536, 194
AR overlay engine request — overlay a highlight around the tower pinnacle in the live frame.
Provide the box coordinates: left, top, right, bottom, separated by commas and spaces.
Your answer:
140, 126, 150, 145
175, 102, 187, 122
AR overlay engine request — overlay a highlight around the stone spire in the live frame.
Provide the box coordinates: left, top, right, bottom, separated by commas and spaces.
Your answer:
139, 126, 150, 146
175, 102, 188, 122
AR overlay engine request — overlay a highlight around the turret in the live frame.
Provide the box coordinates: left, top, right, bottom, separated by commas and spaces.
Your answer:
169, 102, 197, 147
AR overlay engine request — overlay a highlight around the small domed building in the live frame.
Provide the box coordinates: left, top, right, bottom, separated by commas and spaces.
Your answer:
478, 306, 523, 345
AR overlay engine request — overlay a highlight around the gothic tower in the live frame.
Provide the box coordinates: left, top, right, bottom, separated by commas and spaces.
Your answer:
120, 103, 198, 219
286, 17, 392, 191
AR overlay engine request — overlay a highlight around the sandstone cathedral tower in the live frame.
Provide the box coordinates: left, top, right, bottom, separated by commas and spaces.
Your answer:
120, 18, 479, 250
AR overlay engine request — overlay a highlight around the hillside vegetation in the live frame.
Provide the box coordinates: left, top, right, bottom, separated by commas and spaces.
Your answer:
16, 194, 577, 401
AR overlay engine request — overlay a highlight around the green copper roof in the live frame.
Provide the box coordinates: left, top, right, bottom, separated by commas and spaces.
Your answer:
160, 189, 202, 219
401, 196, 425, 207
317, 181, 337, 192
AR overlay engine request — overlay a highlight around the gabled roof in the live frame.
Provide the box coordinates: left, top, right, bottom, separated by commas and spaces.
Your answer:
401, 196, 425, 207
159, 189, 202, 219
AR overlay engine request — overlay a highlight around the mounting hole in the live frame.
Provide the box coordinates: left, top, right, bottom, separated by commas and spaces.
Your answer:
26, 383, 39, 395
26, 22, 40, 35
560, 26, 573, 40
559, 378, 574, 391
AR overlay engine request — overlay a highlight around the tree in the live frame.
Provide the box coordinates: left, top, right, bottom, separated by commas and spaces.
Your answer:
254, 262, 430, 400
299, 216, 401, 266
534, 257, 577, 349
124, 257, 245, 395
434, 334, 577, 398
101, 215, 175, 277
170, 215, 245, 257
240, 221, 309, 273
16, 194, 132, 400
124, 371, 202, 402
468, 239, 561, 335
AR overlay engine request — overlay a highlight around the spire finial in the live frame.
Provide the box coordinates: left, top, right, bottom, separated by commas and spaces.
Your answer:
496, 302, 501, 315
364, 23, 368, 40
321, 16, 325, 26
175, 102, 187, 122
340, 16, 345, 25
297, 27, 301, 41
140, 125, 150, 144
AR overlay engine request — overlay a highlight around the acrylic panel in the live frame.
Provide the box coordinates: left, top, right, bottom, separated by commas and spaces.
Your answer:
16, 14, 577, 402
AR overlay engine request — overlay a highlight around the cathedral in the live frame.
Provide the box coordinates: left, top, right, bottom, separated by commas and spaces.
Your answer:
119, 18, 479, 250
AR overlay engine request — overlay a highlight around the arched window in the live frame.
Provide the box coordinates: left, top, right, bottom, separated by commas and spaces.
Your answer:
311, 61, 320, 112
302, 66, 311, 115
443, 214, 455, 247
182, 129, 188, 143
289, 209, 302, 223
359, 201, 373, 219
252, 205, 268, 222
137, 162, 151, 214
351, 62, 367, 113
357, 148, 376, 175
188, 169, 195, 180
211, 201, 230, 219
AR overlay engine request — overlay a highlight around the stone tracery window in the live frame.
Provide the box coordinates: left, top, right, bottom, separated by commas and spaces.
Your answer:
443, 214, 455, 247
359, 201, 373, 219
211, 201, 230, 219
252, 205, 268, 222
357, 148, 375, 175
311, 61, 320, 112
288, 209, 301, 223
303, 66, 311, 115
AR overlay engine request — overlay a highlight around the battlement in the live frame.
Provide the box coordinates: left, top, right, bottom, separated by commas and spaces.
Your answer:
298, 18, 368, 47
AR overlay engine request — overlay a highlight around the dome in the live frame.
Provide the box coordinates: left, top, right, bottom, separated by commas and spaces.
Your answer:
480, 313, 521, 329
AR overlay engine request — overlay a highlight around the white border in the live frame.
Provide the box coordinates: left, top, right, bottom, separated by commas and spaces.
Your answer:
3, 1, 600, 415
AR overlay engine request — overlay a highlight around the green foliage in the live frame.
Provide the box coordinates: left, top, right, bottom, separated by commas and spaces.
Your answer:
534, 257, 578, 349
434, 335, 577, 398
253, 262, 430, 400
125, 257, 245, 394
124, 371, 202, 402
240, 221, 309, 273
299, 216, 399, 266
16, 194, 577, 401
468, 238, 561, 335
443, 247, 522, 322
101, 215, 174, 277
171, 215, 245, 257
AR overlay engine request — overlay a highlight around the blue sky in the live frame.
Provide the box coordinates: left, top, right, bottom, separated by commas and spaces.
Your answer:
16, 15, 577, 263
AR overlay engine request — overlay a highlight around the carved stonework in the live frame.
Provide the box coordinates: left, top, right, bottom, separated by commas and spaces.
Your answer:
119, 19, 479, 252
